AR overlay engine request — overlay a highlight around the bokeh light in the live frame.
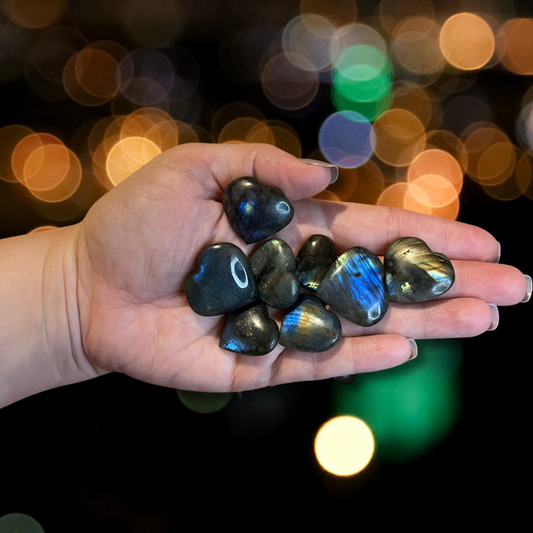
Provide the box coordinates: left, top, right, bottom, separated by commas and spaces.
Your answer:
319, 110, 375, 168
314, 415, 375, 476
332, 340, 463, 463
439, 13, 495, 71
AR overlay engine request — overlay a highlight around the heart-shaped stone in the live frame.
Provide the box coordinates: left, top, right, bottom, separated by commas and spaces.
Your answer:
317, 247, 389, 327
219, 301, 279, 356
249, 238, 300, 309
185, 242, 257, 316
222, 177, 294, 244
279, 294, 342, 352
295, 234, 337, 292
384, 237, 455, 302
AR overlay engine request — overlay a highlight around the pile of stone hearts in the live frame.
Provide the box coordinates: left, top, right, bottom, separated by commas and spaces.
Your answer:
185, 177, 455, 356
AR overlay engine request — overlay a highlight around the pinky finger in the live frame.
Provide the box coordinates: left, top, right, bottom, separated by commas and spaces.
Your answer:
269, 334, 416, 386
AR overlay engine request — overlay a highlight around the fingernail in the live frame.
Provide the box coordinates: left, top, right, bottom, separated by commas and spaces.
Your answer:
301, 158, 339, 184
334, 374, 356, 384
407, 339, 418, 361
487, 303, 499, 330
494, 242, 501, 263
521, 275, 532, 303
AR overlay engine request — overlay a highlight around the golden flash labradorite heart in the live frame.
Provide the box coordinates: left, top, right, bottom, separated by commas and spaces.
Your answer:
384, 237, 455, 303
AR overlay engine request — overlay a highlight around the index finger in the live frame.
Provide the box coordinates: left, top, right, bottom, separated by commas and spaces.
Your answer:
318, 199, 500, 262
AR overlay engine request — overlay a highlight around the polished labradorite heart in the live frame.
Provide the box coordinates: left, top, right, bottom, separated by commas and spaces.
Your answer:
219, 301, 279, 356
222, 177, 294, 244
279, 294, 342, 353
295, 234, 337, 292
317, 247, 389, 327
249, 238, 299, 309
384, 237, 455, 302
185, 243, 257, 316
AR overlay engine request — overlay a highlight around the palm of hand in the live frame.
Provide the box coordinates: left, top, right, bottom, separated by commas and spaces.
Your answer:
74, 143, 524, 393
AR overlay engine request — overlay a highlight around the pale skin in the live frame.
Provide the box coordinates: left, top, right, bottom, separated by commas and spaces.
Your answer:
0, 143, 529, 409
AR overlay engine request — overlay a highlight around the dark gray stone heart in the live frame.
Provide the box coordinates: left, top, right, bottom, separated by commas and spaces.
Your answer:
279, 294, 342, 353
295, 234, 337, 292
317, 247, 389, 327
219, 301, 279, 356
185, 242, 257, 316
222, 177, 294, 244
249, 238, 299, 309
384, 237, 455, 302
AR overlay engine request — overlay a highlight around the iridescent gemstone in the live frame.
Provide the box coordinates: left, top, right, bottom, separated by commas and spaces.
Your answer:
185, 243, 257, 316
222, 177, 294, 244
279, 294, 342, 353
384, 237, 455, 302
295, 234, 337, 292
249, 238, 299, 309
317, 247, 389, 327
219, 301, 279, 356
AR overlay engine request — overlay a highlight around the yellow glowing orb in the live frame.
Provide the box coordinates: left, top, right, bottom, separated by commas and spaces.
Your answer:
314, 415, 375, 476
106, 136, 161, 186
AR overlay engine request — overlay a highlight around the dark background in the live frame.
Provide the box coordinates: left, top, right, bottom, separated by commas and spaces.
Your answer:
1, 1, 531, 530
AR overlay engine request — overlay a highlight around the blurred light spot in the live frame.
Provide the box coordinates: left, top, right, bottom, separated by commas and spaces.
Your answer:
211, 102, 265, 143
119, 48, 175, 107
300, 0, 358, 27
314, 415, 374, 476
463, 124, 512, 184
333, 44, 391, 99
63, 41, 131, 106
261, 53, 320, 111
440, 13, 495, 70
218, 117, 263, 144
319, 110, 375, 168
377, 182, 412, 209
391, 16, 445, 81
372, 108, 426, 167
406, 174, 459, 208
425, 129, 468, 172
0, 513, 44, 532
23, 143, 70, 191
408, 149, 463, 195
378, 0, 435, 36
497, 18, 533, 75
330, 22, 388, 59
516, 150, 533, 200
120, 0, 185, 48
120, 107, 179, 152
282, 14, 337, 72
2, 0, 67, 29
11, 133, 64, 185
177, 390, 233, 414
106, 137, 161, 186
332, 339, 463, 463
249, 120, 302, 156
29, 149, 82, 203
392, 81, 439, 131
0, 124, 34, 183
516, 102, 533, 152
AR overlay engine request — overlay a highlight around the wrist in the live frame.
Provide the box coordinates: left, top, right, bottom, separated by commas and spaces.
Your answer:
0, 225, 98, 408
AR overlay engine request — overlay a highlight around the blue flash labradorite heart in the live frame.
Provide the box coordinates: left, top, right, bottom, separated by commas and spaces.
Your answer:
279, 294, 342, 353
384, 237, 455, 302
317, 247, 389, 327
185, 243, 257, 316
222, 177, 294, 244
249, 238, 299, 309
219, 301, 279, 356
295, 234, 337, 292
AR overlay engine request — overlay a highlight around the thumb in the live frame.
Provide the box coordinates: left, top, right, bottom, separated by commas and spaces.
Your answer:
157, 142, 338, 201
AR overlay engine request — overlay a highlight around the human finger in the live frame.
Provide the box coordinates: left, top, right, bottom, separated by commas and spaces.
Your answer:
155, 142, 336, 201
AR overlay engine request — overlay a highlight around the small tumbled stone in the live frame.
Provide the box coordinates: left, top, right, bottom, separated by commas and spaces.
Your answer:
222, 176, 294, 244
